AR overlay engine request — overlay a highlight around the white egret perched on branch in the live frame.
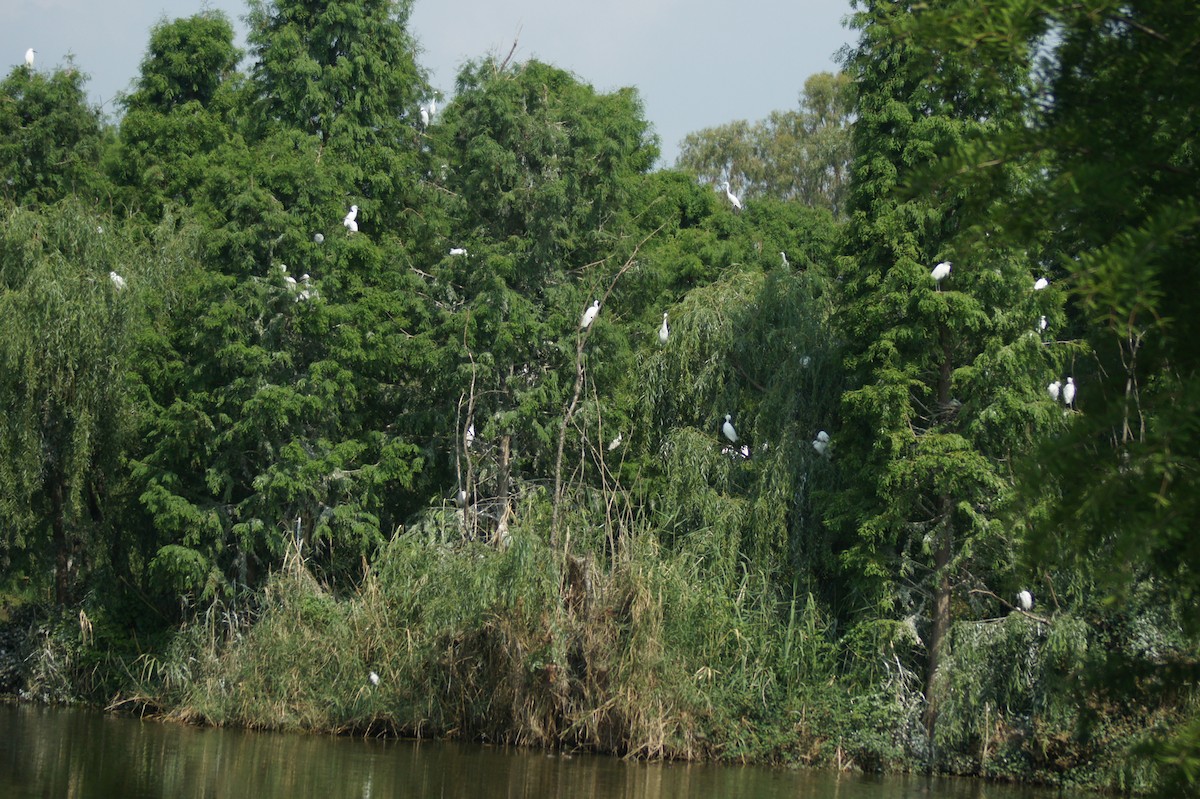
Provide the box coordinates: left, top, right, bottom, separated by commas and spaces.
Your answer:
343, 204, 358, 233
449, 247, 467, 256
25, 48, 35, 68
580, 299, 600, 330
1047, 380, 1061, 402
419, 105, 430, 127
369, 671, 380, 686
1017, 590, 1034, 612
607, 433, 622, 451
721, 181, 742, 212
931, 261, 951, 288
313, 232, 324, 244
812, 430, 831, 457
1063, 377, 1076, 407
1033, 277, 1049, 291
722, 414, 738, 444
109, 271, 126, 290
658, 312, 669, 344
780, 252, 789, 268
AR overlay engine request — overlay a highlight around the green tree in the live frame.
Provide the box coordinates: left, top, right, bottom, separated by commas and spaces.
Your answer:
832, 0, 1055, 740
676, 72, 855, 214
0, 203, 138, 603
905, 0, 1200, 787
108, 11, 243, 219
0, 62, 106, 206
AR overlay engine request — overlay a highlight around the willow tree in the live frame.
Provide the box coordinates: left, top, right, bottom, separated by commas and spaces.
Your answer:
832, 0, 1057, 740
0, 204, 137, 603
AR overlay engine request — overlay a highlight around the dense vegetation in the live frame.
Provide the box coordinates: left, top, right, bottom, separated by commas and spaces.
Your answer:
1, 0, 1197, 793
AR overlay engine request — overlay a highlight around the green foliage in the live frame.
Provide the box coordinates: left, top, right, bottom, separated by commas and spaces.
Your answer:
0, 62, 105, 205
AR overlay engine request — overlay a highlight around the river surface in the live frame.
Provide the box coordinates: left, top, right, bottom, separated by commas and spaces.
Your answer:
1, 703, 1089, 798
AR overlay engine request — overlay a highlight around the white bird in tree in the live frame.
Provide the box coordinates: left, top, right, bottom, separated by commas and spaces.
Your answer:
465, 424, 475, 448
658, 312, 669, 344
449, 247, 467, 256
780, 251, 789, 268
1017, 590, 1034, 612
1033, 277, 1049, 291
313, 233, 324, 244
1047, 380, 1061, 402
1039, 315, 1048, 331
1063, 377, 1076, 407
721, 181, 742, 212
722, 414, 738, 444
607, 433, 622, 451
25, 48, 36, 68
428, 97, 437, 117
580, 299, 600, 330
419, 105, 430, 127
812, 430, 831, 457
931, 261, 951, 287
343, 204, 358, 233
369, 671, 380, 686
109, 271, 126, 290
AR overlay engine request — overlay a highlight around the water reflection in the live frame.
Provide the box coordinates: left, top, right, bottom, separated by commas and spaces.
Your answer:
0, 704, 1085, 798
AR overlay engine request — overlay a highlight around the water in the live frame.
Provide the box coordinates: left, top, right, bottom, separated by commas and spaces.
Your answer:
1, 703, 1086, 798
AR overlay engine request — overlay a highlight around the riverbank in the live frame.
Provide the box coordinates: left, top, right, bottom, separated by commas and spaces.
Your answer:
4, 529, 1190, 795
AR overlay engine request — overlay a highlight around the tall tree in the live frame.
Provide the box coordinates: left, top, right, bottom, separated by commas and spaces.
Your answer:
0, 62, 105, 206
832, 0, 1054, 740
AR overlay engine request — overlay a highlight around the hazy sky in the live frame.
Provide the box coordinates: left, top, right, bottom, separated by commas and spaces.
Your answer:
2, 0, 855, 166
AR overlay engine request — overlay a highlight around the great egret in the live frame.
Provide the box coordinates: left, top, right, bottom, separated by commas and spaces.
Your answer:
1017, 590, 1033, 612
800, 355, 812, 368
658, 312, 669, 344
1033, 277, 1049, 291
812, 430, 830, 457
428, 97, 437, 117
343, 205, 358, 232
722, 414, 738, 444
1063, 377, 1076, 407
419, 105, 430, 127
313, 232, 324, 244
607, 433, 622, 451
24, 48, 35, 68
297, 274, 312, 301
931, 261, 951, 287
449, 247, 467, 256
721, 181, 742, 211
455, 489, 467, 507
780, 251, 789, 268
369, 671, 380, 686
1047, 380, 1061, 402
109, 271, 126, 290
1039, 315, 1048, 330
580, 299, 600, 330
465, 424, 475, 448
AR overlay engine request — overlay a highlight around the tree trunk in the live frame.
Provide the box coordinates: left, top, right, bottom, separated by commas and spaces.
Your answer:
924, 324, 955, 739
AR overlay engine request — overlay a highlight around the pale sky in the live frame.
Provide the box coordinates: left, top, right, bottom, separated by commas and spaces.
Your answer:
2, 0, 854, 166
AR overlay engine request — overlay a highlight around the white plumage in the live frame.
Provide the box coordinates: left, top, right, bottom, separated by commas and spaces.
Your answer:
580, 299, 600, 330
722, 414, 738, 444
1017, 590, 1033, 612
419, 105, 430, 127
812, 430, 831, 457
721, 181, 742, 211
780, 251, 789, 268
1063, 377, 1076, 407
343, 204, 358, 232
1033, 277, 1049, 291
313, 232, 324, 244
449, 247, 467, 256
1047, 380, 1061, 402
658, 312, 669, 344
369, 671, 380, 686
931, 261, 951, 285
607, 433, 622, 451
24, 48, 35, 68
465, 424, 475, 448
1039, 315, 1048, 330
109, 271, 126, 290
